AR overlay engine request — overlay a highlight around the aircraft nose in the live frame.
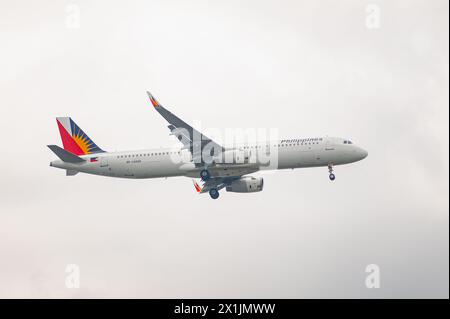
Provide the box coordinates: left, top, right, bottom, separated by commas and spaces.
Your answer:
351, 146, 368, 161
360, 148, 368, 159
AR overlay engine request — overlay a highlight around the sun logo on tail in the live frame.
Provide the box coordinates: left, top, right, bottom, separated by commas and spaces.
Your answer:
72, 132, 93, 154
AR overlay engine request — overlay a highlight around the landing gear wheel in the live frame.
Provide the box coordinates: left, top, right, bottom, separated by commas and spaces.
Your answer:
328, 164, 335, 181
209, 188, 219, 199
200, 169, 210, 181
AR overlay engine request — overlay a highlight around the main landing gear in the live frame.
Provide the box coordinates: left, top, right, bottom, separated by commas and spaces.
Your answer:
209, 188, 219, 200
200, 169, 219, 199
200, 169, 210, 181
328, 164, 336, 181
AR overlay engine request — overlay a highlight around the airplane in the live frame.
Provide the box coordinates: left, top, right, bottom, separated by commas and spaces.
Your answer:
48, 91, 368, 199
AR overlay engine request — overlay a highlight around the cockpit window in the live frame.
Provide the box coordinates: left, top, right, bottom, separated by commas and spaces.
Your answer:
343, 140, 353, 144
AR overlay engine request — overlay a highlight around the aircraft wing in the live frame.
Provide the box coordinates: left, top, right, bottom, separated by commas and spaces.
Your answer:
147, 91, 224, 165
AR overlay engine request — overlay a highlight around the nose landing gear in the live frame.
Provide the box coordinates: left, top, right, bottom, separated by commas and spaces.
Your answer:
328, 164, 336, 181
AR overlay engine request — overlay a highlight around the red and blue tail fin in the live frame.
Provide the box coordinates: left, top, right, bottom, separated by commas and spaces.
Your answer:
56, 117, 105, 155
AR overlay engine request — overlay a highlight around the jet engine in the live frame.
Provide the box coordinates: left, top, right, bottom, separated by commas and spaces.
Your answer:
226, 176, 264, 193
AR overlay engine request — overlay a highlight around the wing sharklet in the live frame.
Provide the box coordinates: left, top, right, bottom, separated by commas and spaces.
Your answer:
193, 180, 202, 193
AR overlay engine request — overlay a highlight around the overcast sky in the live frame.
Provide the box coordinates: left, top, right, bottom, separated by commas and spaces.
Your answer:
0, 0, 448, 298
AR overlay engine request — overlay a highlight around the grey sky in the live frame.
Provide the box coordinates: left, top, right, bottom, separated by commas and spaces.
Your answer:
0, 0, 448, 298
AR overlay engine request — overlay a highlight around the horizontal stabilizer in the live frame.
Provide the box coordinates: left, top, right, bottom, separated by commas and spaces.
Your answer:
47, 145, 85, 163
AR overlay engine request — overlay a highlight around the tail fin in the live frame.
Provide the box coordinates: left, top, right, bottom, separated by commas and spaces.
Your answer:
56, 117, 105, 156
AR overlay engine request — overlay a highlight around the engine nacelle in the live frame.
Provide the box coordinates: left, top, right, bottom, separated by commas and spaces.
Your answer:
226, 176, 264, 193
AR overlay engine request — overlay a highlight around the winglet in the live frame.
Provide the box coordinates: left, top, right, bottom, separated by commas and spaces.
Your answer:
193, 180, 202, 193
147, 91, 161, 108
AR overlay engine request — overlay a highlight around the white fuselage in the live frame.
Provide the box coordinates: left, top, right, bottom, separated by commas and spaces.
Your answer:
50, 137, 368, 179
